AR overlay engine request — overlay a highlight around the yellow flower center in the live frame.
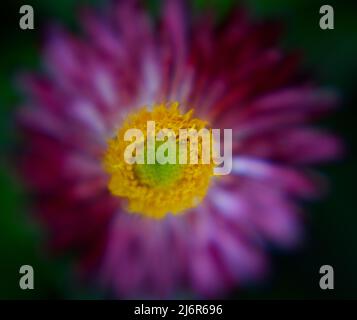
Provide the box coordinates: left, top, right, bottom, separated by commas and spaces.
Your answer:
103, 102, 215, 219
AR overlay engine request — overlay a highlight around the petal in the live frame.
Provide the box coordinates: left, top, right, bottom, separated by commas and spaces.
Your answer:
236, 127, 343, 164
232, 156, 320, 198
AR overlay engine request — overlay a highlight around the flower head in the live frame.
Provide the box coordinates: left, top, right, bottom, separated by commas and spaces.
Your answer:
104, 102, 215, 218
17, 0, 341, 298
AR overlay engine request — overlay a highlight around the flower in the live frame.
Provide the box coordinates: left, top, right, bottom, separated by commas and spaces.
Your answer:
17, 0, 341, 298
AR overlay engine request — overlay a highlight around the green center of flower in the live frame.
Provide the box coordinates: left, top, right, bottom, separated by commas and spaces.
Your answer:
134, 142, 183, 187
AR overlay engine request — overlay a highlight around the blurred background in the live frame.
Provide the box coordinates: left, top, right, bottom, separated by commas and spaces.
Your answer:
0, 0, 356, 299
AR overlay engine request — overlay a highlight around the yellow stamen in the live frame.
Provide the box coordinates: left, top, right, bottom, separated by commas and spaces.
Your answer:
103, 102, 215, 219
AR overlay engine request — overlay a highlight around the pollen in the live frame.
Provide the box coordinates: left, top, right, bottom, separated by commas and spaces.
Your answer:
103, 102, 215, 219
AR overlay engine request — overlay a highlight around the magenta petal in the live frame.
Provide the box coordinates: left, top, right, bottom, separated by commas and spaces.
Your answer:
232, 156, 320, 198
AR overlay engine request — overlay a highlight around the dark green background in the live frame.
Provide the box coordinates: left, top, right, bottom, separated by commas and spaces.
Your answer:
0, 0, 356, 299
